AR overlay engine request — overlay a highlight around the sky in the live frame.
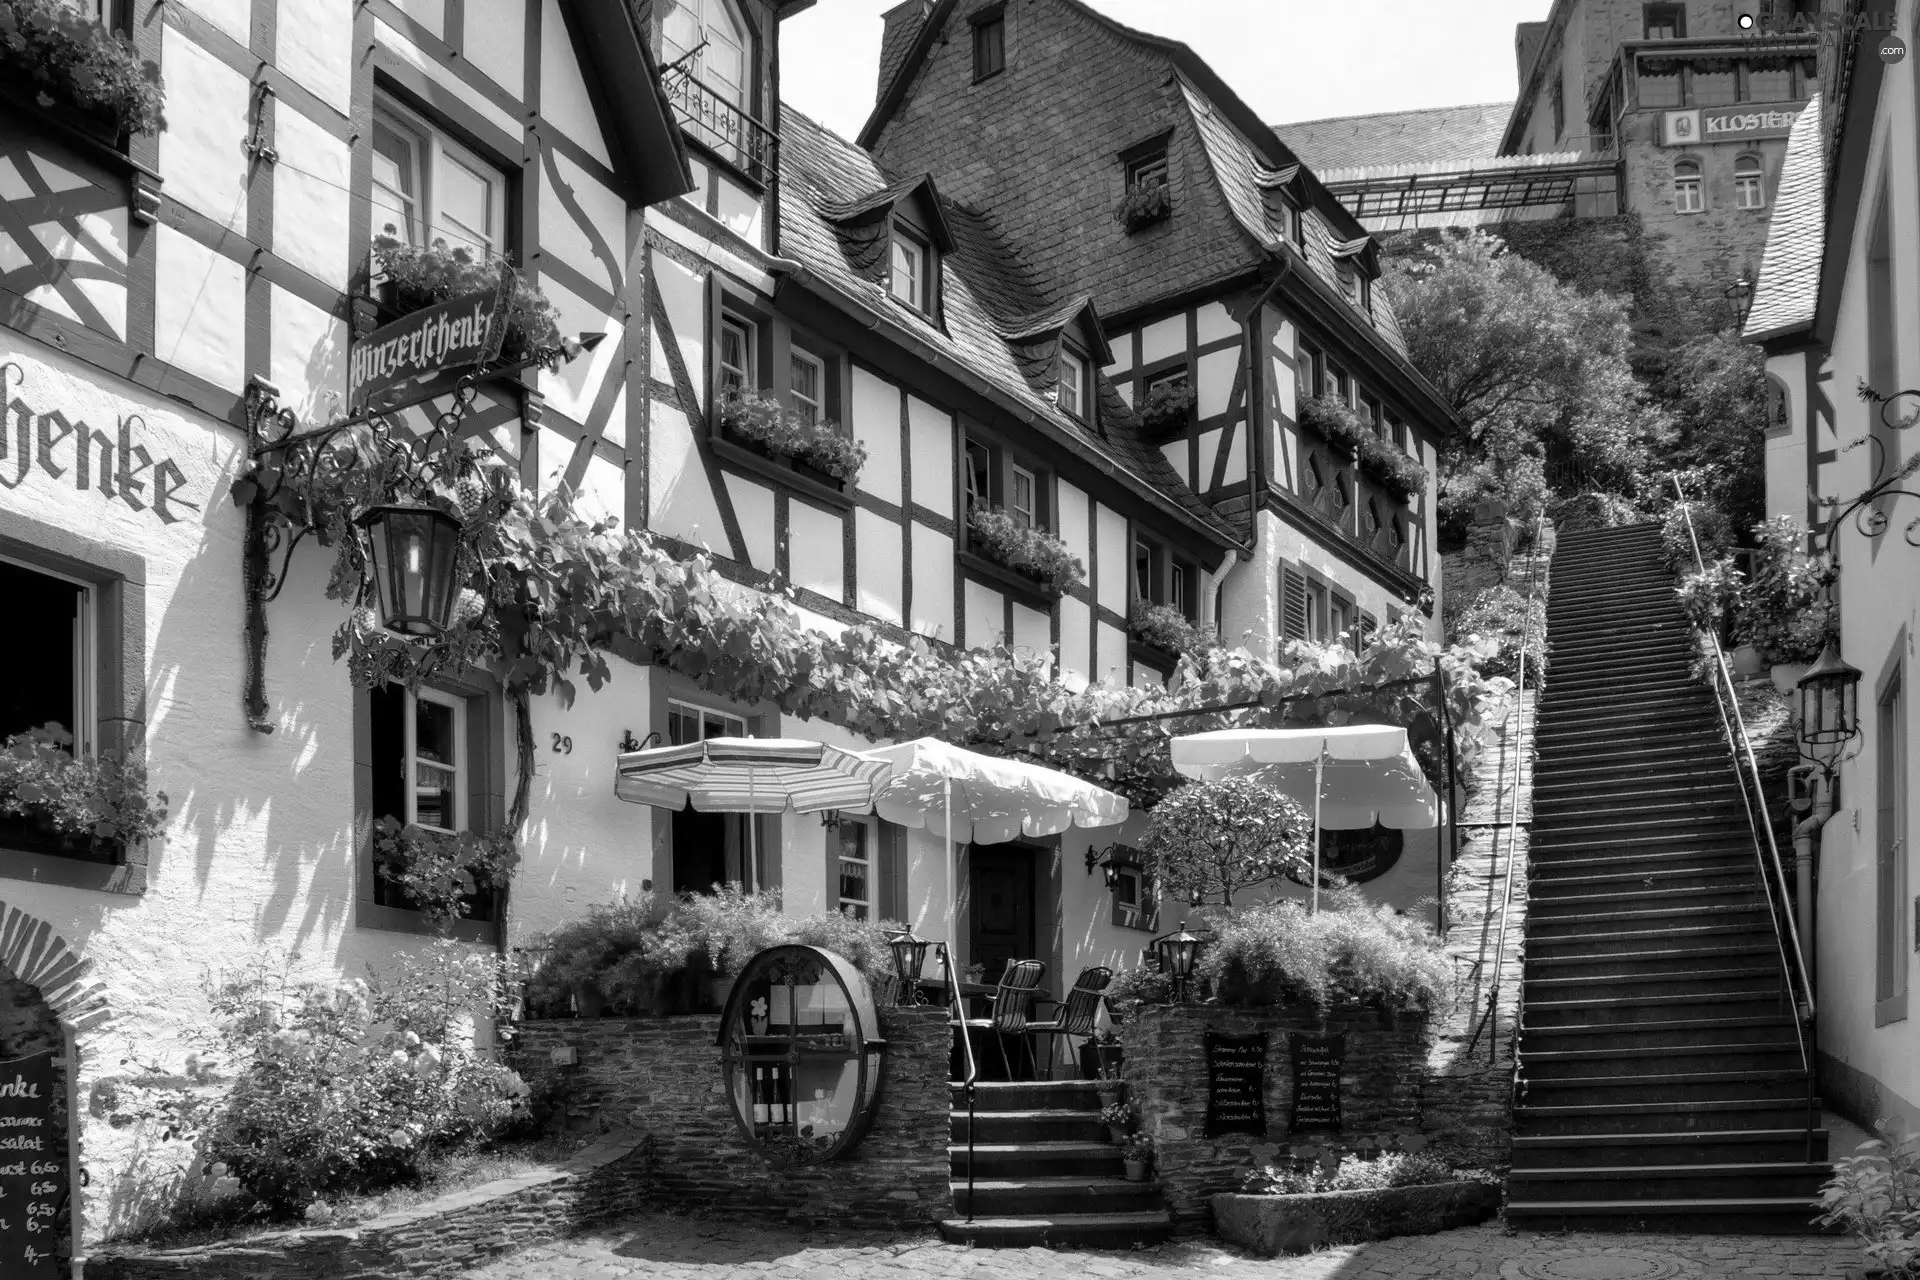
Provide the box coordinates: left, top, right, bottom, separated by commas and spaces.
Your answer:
779, 0, 1551, 142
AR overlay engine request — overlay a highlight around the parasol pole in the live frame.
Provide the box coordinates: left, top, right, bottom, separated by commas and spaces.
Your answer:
1310, 740, 1326, 916
748, 762, 758, 893
944, 776, 956, 968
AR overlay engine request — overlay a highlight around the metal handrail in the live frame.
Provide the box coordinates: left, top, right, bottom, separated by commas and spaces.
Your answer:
1669, 477, 1817, 1034
1467, 518, 1545, 1062
941, 943, 978, 1223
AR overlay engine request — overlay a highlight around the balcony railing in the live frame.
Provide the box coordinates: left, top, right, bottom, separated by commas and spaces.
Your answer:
662, 64, 776, 187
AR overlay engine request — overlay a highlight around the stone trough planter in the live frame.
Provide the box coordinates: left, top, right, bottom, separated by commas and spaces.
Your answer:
1208, 1181, 1499, 1256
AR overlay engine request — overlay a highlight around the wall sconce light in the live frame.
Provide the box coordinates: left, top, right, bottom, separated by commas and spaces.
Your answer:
1796, 639, 1863, 775
1084, 843, 1126, 887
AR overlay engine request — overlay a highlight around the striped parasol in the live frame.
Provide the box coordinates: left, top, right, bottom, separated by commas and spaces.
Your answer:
613, 738, 894, 815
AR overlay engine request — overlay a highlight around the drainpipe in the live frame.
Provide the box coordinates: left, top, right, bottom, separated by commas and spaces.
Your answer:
1787, 762, 1837, 975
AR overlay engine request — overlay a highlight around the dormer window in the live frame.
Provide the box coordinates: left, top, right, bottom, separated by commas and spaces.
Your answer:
1057, 347, 1087, 418
1119, 134, 1173, 233
889, 226, 930, 313
972, 4, 1005, 82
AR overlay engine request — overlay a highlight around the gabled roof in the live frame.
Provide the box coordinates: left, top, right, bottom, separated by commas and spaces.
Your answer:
556, 0, 693, 206
1743, 93, 1825, 344
778, 106, 1243, 552
1274, 103, 1511, 173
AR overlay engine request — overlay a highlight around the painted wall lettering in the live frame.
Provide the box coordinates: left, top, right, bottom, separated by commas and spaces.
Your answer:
0, 363, 200, 525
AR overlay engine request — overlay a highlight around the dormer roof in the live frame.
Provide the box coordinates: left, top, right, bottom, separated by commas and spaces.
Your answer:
557, 0, 693, 206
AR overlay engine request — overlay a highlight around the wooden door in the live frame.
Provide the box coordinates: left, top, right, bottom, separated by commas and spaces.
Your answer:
969, 845, 1034, 986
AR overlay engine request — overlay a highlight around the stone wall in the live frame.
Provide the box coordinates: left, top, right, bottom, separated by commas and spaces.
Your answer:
83, 1136, 647, 1279
510, 1006, 951, 1227
1116, 1004, 1427, 1234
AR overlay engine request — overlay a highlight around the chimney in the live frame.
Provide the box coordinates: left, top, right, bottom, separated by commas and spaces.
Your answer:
877, 0, 933, 106
1515, 21, 1547, 88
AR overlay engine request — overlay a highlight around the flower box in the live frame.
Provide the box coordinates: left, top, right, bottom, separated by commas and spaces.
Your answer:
717, 390, 866, 488
0, 724, 166, 855
0, 0, 166, 140
1118, 183, 1171, 233
967, 507, 1085, 597
1128, 600, 1215, 658
1137, 381, 1196, 433
371, 236, 563, 368
1297, 396, 1424, 505
1209, 1182, 1499, 1256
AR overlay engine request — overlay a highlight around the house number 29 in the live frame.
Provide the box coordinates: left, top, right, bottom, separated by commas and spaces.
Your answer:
551, 734, 573, 755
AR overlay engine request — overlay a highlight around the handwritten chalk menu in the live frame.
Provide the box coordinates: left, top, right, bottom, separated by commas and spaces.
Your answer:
1288, 1033, 1345, 1134
1202, 1031, 1268, 1138
0, 1051, 65, 1277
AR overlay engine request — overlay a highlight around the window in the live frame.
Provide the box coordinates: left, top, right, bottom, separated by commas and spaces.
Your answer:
1359, 274, 1373, 317
1133, 536, 1156, 602
667, 700, 775, 895
1010, 464, 1037, 529
0, 558, 102, 862
837, 822, 871, 920
889, 228, 929, 312
964, 439, 993, 511
663, 0, 751, 114
1057, 347, 1086, 419
1876, 667, 1908, 1023
1748, 61, 1793, 102
1551, 74, 1566, 140
1330, 364, 1351, 406
1673, 160, 1704, 213
1734, 156, 1765, 209
1643, 3, 1685, 38
371, 102, 507, 259
365, 681, 499, 930
1169, 562, 1187, 616
1692, 64, 1738, 106
406, 690, 464, 831
971, 8, 1005, 82
1125, 149, 1169, 195
1639, 62, 1683, 108
789, 348, 825, 426
719, 315, 755, 395
1108, 855, 1156, 931
1298, 343, 1324, 400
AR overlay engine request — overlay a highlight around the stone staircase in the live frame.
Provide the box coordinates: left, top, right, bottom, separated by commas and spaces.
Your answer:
1507, 521, 1829, 1233
936, 1080, 1172, 1247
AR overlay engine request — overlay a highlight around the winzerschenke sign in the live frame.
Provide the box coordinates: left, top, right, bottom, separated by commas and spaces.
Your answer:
349, 276, 510, 413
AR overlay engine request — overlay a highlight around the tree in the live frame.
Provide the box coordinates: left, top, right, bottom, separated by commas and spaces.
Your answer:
1138, 777, 1312, 907
1384, 230, 1670, 534
1655, 332, 1768, 533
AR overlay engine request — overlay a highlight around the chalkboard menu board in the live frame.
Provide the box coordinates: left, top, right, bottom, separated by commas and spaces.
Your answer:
1288, 1032, 1345, 1134
0, 1051, 65, 1276
1202, 1031, 1268, 1138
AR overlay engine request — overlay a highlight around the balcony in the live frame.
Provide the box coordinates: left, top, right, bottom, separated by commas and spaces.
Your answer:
662, 64, 776, 187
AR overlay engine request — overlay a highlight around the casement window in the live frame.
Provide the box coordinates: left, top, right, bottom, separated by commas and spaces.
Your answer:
662, 0, 755, 169
719, 314, 756, 395
666, 699, 777, 895
964, 439, 994, 512
1297, 343, 1324, 401
1693, 64, 1738, 107
1133, 536, 1155, 602
1010, 464, 1038, 529
1749, 61, 1794, 102
0, 558, 100, 863
1125, 148, 1169, 195
829, 816, 906, 925
1551, 74, 1566, 140
1639, 63, 1683, 109
1134, 535, 1196, 618
1358, 394, 1383, 436
1673, 160, 1704, 213
1329, 364, 1352, 406
971, 5, 1005, 82
400, 689, 464, 831
1109, 857, 1156, 931
1643, 3, 1685, 38
889, 227, 931, 313
1734, 155, 1765, 209
1057, 347, 1087, 419
837, 821, 872, 919
789, 347, 825, 426
1875, 666, 1907, 1024
371, 101, 507, 258
1306, 580, 1329, 642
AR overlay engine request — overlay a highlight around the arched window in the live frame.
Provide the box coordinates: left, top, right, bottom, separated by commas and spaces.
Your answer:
1766, 376, 1792, 436
1735, 155, 1766, 209
1674, 159, 1704, 213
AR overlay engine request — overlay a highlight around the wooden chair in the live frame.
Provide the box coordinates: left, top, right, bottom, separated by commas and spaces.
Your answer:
1025, 967, 1112, 1080
958, 959, 1046, 1080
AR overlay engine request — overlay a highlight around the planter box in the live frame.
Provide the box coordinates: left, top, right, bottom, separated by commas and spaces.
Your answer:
1209, 1181, 1499, 1256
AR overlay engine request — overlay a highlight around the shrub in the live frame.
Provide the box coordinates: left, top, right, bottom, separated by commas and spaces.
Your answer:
1104, 964, 1175, 1007
199, 953, 529, 1218
718, 390, 868, 485
1661, 496, 1734, 572
1737, 515, 1835, 664
782, 907, 904, 984
0, 0, 165, 134
968, 507, 1086, 596
523, 895, 675, 1016
1121, 1131, 1155, 1161
1197, 889, 1450, 1010
1118, 183, 1170, 233
1446, 584, 1546, 687
1816, 1118, 1920, 1276
1138, 380, 1197, 431
1140, 777, 1312, 908
1239, 1151, 1466, 1195
0, 722, 168, 846
671, 885, 792, 977
1129, 600, 1218, 657
1675, 556, 1743, 635
371, 235, 563, 367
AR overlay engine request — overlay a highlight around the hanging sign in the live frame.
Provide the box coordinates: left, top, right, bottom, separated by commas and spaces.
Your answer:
1662, 103, 1803, 146
1288, 1032, 1345, 1134
348, 267, 512, 414
0, 1050, 66, 1277
1203, 1030, 1268, 1138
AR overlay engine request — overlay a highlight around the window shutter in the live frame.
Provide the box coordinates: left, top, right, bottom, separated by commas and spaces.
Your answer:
1359, 610, 1378, 647
1280, 562, 1309, 641
878, 822, 909, 923
369, 684, 407, 824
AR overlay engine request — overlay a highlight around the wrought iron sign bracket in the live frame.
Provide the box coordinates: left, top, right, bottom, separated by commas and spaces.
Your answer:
1815, 385, 1920, 559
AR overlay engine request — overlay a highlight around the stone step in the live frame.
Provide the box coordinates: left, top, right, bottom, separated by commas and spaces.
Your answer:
1526, 842, 1758, 876
1523, 942, 1781, 981
1515, 1096, 1822, 1136
1503, 1197, 1828, 1234
1524, 992, 1794, 1027
1521, 1015, 1800, 1051
1522, 965, 1786, 998
1506, 1161, 1829, 1202
936, 1210, 1173, 1248
1546, 585, 1678, 610
1530, 773, 1731, 802
1528, 745, 1732, 781
950, 1081, 1105, 1112
1510, 1128, 1829, 1167
948, 1141, 1121, 1178
1529, 823, 1755, 855
1530, 796, 1746, 827
1529, 883, 1765, 914
1546, 636, 1692, 664
1537, 687, 1712, 716
1545, 602, 1682, 626
949, 1109, 1109, 1144
1533, 718, 1719, 750
1521, 1044, 1804, 1081
1516, 1069, 1811, 1107
1527, 901, 1771, 932
951, 1176, 1162, 1216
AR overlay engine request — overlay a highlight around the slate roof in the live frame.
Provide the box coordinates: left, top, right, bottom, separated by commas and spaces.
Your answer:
777, 106, 1243, 547
1743, 92, 1825, 342
1273, 103, 1511, 173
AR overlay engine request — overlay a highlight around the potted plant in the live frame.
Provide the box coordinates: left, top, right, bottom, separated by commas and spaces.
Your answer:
1137, 380, 1196, 433
0, 0, 166, 139
1100, 1100, 1131, 1144
0, 723, 168, 857
967, 507, 1086, 597
717, 390, 868, 487
1129, 599, 1217, 658
524, 895, 664, 1018
1122, 1131, 1154, 1182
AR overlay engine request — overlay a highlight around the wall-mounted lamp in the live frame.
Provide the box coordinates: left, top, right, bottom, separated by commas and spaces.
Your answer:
1796, 640, 1863, 775
1084, 843, 1131, 887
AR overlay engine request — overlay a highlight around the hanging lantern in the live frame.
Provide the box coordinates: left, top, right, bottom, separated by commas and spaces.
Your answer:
886, 928, 931, 1005
1796, 640, 1863, 767
357, 503, 464, 636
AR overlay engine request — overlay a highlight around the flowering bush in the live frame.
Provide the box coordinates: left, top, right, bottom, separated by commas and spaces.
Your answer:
1737, 515, 1835, 663
718, 390, 868, 484
1240, 1151, 1461, 1195
1118, 183, 1170, 233
1446, 584, 1546, 687
968, 506, 1086, 596
1139, 777, 1312, 907
1129, 600, 1217, 657
199, 951, 529, 1218
1099, 1101, 1131, 1129
1121, 1131, 1155, 1161
523, 895, 677, 1017
371, 234, 563, 367
0, 0, 165, 134
1675, 557, 1744, 635
0, 723, 167, 846
370, 818, 519, 933
1817, 1118, 1920, 1276
1196, 888, 1450, 1009
1138, 380, 1196, 431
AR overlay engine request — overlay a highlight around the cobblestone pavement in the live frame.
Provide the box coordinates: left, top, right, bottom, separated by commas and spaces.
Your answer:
464, 1212, 1866, 1280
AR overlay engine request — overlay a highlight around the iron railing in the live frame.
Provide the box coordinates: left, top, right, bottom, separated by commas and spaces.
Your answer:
1670, 476, 1818, 1156
661, 64, 777, 186
941, 942, 979, 1222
